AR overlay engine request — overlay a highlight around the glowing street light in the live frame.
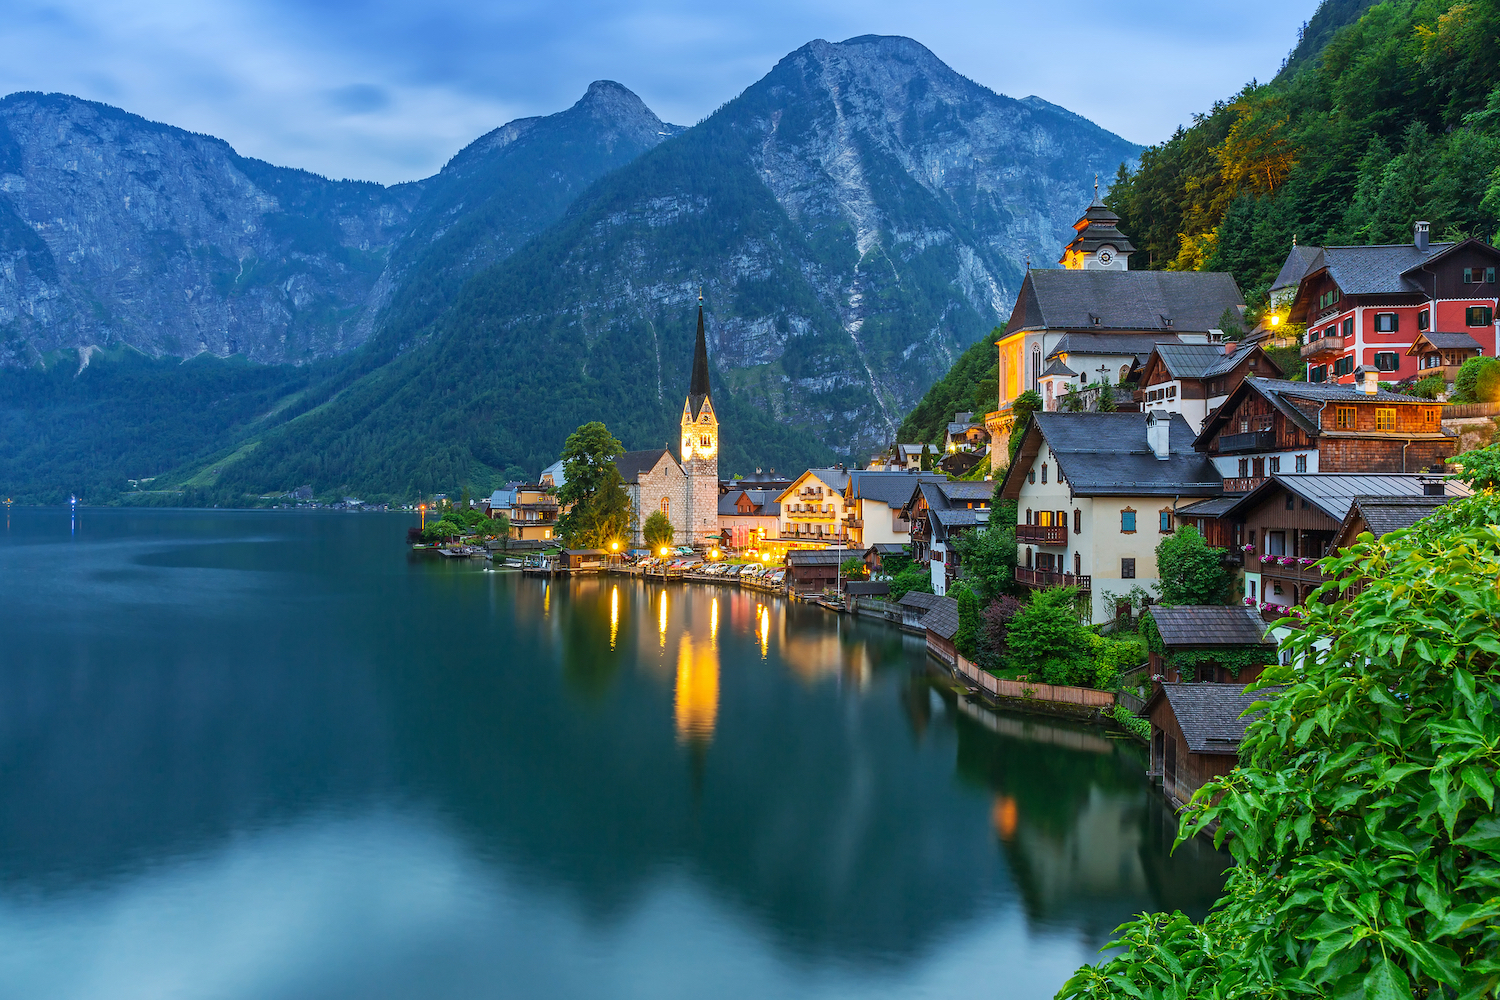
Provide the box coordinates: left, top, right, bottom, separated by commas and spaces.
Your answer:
419, 503, 427, 530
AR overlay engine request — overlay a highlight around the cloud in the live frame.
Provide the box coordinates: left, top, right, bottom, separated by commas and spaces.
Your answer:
0, 0, 1321, 184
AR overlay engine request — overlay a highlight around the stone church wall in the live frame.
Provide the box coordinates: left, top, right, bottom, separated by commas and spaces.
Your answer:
626, 459, 688, 549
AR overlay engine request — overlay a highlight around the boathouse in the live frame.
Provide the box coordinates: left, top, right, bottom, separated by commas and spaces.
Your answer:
784, 549, 844, 594
1144, 683, 1277, 809
1146, 605, 1275, 683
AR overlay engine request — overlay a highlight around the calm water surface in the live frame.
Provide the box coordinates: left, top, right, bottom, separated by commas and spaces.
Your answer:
0, 509, 1228, 999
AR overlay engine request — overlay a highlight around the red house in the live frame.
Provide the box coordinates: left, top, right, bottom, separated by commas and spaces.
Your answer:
1288, 223, 1500, 386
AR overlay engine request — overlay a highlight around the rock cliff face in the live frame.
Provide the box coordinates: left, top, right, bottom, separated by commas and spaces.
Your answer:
0, 83, 678, 367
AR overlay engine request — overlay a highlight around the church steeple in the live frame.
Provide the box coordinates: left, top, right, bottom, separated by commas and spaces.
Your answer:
688, 289, 711, 419
1060, 181, 1135, 270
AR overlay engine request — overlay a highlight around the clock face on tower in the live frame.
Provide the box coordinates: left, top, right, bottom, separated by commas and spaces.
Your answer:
1097, 246, 1115, 266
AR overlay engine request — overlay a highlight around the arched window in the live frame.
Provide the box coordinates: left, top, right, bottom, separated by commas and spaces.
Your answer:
1032, 347, 1042, 390
1074, 552, 1081, 575
1073, 509, 1081, 534
1120, 364, 1131, 383
1025, 547, 1033, 568
1027, 469, 1036, 485
1025, 508, 1033, 524
1041, 463, 1048, 483
660, 497, 670, 515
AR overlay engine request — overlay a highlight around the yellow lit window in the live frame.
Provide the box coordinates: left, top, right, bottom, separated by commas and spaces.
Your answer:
1375, 408, 1396, 431
1334, 406, 1357, 430
1423, 407, 1439, 427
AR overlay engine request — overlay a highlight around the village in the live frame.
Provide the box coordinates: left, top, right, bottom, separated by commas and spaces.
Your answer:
415, 192, 1500, 814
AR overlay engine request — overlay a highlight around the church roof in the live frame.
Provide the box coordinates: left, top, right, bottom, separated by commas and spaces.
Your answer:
615, 449, 676, 484
1006, 269, 1244, 336
688, 299, 712, 419
1060, 190, 1136, 262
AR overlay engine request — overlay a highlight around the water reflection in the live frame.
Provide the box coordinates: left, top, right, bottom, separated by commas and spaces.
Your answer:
0, 511, 1230, 999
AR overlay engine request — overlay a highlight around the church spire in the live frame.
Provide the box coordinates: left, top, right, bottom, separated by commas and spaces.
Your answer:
688, 289, 711, 417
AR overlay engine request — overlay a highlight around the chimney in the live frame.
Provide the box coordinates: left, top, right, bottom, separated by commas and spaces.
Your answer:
1222, 340, 1238, 357
1414, 220, 1430, 254
1146, 410, 1171, 460
1355, 366, 1378, 395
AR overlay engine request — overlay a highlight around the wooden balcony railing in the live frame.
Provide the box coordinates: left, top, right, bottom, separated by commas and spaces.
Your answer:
1218, 430, 1277, 453
1221, 477, 1267, 494
1301, 335, 1347, 359
1016, 524, 1068, 545
1016, 567, 1091, 591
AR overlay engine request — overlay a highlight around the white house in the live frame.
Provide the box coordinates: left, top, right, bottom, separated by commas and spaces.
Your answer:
998, 410, 1222, 623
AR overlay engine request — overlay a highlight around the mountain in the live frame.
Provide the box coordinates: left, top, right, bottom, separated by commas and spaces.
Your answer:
215, 35, 1141, 498
0, 83, 680, 369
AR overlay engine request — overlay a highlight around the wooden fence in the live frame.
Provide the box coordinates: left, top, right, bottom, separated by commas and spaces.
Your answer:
1442, 402, 1500, 419
949, 652, 1115, 710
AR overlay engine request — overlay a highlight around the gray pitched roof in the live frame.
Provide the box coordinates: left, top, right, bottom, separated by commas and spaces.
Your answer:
930, 507, 984, 528
1339, 494, 1455, 539
1409, 331, 1483, 353
1150, 683, 1278, 754
1270, 244, 1321, 292
1223, 473, 1472, 522
899, 592, 946, 612
1318, 242, 1456, 295
921, 596, 961, 640
1176, 495, 1245, 517
787, 550, 845, 567
1010, 412, 1221, 498
615, 449, 675, 484
1151, 343, 1234, 379
1149, 606, 1271, 648
718, 489, 781, 517
801, 468, 852, 493
1042, 357, 1078, 377
848, 471, 944, 509
940, 482, 994, 501
865, 543, 907, 555
844, 581, 891, 596
1195, 377, 1438, 445
1007, 268, 1244, 335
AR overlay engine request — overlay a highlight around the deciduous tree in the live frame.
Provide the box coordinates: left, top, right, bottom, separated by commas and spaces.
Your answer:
1155, 524, 1230, 605
555, 422, 630, 548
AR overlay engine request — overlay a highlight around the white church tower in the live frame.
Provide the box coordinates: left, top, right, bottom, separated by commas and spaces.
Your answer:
1059, 178, 1135, 271
680, 292, 719, 546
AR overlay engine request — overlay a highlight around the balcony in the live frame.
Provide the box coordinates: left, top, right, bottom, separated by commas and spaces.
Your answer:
1016, 524, 1068, 545
1221, 477, 1266, 493
1301, 335, 1346, 360
1015, 567, 1091, 592
1217, 430, 1277, 453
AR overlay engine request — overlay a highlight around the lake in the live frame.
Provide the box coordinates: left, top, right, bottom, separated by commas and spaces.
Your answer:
0, 508, 1228, 999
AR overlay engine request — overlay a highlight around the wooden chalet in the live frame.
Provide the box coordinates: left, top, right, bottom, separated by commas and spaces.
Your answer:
1145, 683, 1277, 810
784, 549, 845, 594
1130, 341, 1282, 433
1192, 375, 1451, 494
1332, 493, 1458, 550
557, 549, 607, 571
1406, 331, 1485, 384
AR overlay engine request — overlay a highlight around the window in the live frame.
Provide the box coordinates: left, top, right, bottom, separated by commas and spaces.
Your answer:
1037, 510, 1052, 527
1374, 313, 1399, 333
1267, 531, 1286, 556
1026, 508, 1033, 524
1467, 306, 1494, 327
660, 497, 670, 515
1375, 408, 1396, 431
1335, 406, 1357, 430
1269, 457, 1281, 474
1073, 509, 1082, 534
1025, 547, 1033, 568
1334, 356, 1355, 377
1374, 351, 1399, 372
1057, 510, 1067, 528
1465, 268, 1475, 284
1423, 407, 1440, 428
1318, 288, 1342, 309
1041, 463, 1048, 483
1309, 365, 1327, 383
1295, 454, 1308, 473
1285, 492, 1295, 510
1159, 510, 1173, 532
1489, 267, 1497, 284
1121, 509, 1137, 533
1419, 309, 1430, 331
1031, 348, 1042, 390
1028, 469, 1036, 484
1253, 457, 1265, 478
1074, 552, 1081, 575
1249, 579, 1257, 600
1121, 558, 1136, 579
1342, 317, 1355, 338
1238, 458, 1250, 477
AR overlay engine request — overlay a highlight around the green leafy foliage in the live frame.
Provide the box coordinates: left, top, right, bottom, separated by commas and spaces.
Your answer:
1410, 373, 1446, 399
555, 422, 630, 548
1109, 704, 1151, 741
884, 554, 933, 601
953, 500, 1019, 601
952, 582, 983, 660
1155, 524, 1231, 605
896, 328, 1002, 444
1005, 587, 1094, 685
1453, 443, 1500, 489
1454, 356, 1500, 404
642, 510, 674, 551
1058, 491, 1500, 999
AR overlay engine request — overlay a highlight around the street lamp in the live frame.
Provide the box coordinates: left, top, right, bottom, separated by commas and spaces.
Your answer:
419, 503, 427, 530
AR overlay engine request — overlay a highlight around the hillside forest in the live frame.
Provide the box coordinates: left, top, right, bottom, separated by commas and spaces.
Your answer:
900, 0, 1500, 445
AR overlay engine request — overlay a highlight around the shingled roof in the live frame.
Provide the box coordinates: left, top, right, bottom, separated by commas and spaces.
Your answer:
717, 488, 781, 517
1269, 243, 1321, 293
1194, 377, 1440, 445
1006, 269, 1244, 335
1147, 683, 1280, 754
848, 471, 944, 509
1221, 473, 1471, 522
1335, 494, 1459, 547
1316, 243, 1456, 296
1149, 606, 1271, 648
615, 449, 675, 484
1047, 331, 1186, 362
919, 595, 960, 640
1000, 412, 1221, 500
1408, 331, 1483, 353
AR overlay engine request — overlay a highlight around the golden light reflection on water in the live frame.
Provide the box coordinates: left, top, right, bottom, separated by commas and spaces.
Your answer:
674, 633, 719, 744
610, 586, 619, 649
658, 590, 668, 647
710, 597, 719, 641
757, 603, 769, 659
543, 581, 550, 617
992, 795, 1019, 842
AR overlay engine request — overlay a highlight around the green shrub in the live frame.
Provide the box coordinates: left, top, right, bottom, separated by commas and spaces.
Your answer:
1453, 355, 1500, 403
1410, 373, 1446, 399
1109, 704, 1151, 742
1007, 588, 1093, 685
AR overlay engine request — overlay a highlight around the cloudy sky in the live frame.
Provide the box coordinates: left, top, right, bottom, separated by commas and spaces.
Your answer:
2, 0, 1319, 185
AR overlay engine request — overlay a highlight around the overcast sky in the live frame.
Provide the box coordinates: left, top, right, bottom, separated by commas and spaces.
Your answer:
1, 0, 1320, 185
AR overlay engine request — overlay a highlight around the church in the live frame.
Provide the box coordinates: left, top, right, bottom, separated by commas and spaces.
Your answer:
615, 295, 720, 549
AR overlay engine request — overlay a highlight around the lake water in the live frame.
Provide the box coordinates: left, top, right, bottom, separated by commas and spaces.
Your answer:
0, 509, 1228, 999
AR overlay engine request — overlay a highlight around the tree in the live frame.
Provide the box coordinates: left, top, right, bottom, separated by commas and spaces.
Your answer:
1094, 374, 1117, 412
1454, 356, 1500, 403
952, 581, 983, 660
1453, 442, 1500, 489
555, 422, 630, 548
423, 517, 465, 545
1008, 390, 1043, 462
981, 594, 1023, 657
1058, 491, 1500, 1000
953, 502, 1018, 601
1005, 587, 1094, 685
643, 510, 674, 552
1155, 524, 1230, 605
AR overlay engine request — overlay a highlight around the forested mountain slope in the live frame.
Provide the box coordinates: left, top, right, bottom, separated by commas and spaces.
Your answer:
216, 35, 1140, 498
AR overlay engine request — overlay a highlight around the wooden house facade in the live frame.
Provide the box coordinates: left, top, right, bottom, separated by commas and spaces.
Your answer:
1145, 683, 1276, 810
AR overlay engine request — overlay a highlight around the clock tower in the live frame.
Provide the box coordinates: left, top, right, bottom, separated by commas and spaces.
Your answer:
1060, 178, 1135, 271
680, 292, 719, 547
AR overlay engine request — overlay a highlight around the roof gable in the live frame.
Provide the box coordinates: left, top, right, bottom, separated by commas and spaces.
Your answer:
615, 449, 677, 484
1008, 269, 1244, 335
1146, 683, 1278, 754
1002, 412, 1220, 498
